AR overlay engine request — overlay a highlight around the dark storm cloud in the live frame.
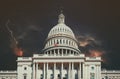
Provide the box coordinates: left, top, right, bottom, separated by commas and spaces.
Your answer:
0, 0, 120, 70
76, 35, 108, 64
17, 25, 43, 40
77, 35, 101, 47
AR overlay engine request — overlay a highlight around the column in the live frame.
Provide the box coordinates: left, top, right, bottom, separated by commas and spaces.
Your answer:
54, 63, 56, 79
54, 49, 55, 55
43, 63, 45, 79
97, 65, 99, 79
78, 63, 81, 79
32, 63, 35, 79
61, 62, 63, 79
95, 65, 97, 79
85, 64, 88, 79
62, 49, 63, 56
36, 63, 38, 79
58, 49, 59, 55
98, 65, 101, 79
71, 62, 74, 79
87, 65, 89, 79
82, 63, 84, 79
66, 49, 67, 55
46, 63, 48, 79
68, 62, 71, 79
70, 50, 72, 55
96, 65, 100, 79
50, 50, 52, 55
34, 63, 37, 79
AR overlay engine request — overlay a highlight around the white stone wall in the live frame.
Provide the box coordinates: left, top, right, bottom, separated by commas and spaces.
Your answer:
0, 71, 17, 79
17, 57, 32, 79
101, 70, 120, 79
84, 57, 101, 79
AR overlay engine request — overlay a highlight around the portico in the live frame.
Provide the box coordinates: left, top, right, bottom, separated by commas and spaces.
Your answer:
32, 57, 84, 79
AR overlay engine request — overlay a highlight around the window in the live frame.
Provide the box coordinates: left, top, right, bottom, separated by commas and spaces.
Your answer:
60, 39, 62, 44
24, 67, 27, 70
60, 49, 62, 54
66, 40, 68, 44
91, 66, 94, 70
50, 74, 53, 79
24, 75, 27, 79
58, 74, 60, 78
57, 40, 59, 44
63, 74, 67, 79
90, 73, 95, 79
40, 74, 43, 79
75, 74, 78, 79
38, 64, 40, 69
105, 76, 108, 79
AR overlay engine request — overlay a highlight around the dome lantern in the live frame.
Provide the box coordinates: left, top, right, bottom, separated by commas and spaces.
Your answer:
58, 13, 65, 24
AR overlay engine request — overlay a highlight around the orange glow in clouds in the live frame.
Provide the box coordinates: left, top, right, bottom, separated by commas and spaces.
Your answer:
89, 50, 103, 57
14, 47, 23, 56
86, 50, 107, 63
6, 20, 23, 57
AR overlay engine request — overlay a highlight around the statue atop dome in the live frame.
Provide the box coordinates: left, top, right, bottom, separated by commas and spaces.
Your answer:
58, 12, 65, 24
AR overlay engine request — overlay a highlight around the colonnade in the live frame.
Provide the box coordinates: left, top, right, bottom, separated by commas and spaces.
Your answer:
32, 62, 84, 79
45, 49, 79, 56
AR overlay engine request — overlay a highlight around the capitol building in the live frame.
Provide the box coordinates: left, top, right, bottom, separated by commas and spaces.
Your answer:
0, 13, 120, 79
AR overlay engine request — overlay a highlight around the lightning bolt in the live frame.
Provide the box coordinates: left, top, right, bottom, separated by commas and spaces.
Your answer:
6, 20, 18, 45
5, 19, 23, 56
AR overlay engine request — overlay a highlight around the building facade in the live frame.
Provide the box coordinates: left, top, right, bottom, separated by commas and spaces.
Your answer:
0, 13, 119, 79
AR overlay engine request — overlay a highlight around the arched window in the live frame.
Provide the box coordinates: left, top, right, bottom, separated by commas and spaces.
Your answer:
71, 51, 73, 54
60, 39, 62, 44
57, 40, 59, 44
24, 75, 26, 79
69, 41, 70, 45
90, 73, 95, 79
63, 49, 66, 54
91, 67, 94, 70
54, 39, 55, 44
24, 67, 27, 70
59, 49, 62, 54
23, 74, 27, 79
38, 64, 41, 69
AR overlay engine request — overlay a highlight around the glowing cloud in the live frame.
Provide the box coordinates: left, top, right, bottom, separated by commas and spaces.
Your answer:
77, 35, 107, 63
6, 20, 23, 56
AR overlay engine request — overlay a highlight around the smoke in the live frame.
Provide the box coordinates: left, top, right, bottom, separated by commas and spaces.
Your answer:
77, 35, 107, 63
6, 20, 23, 56
17, 25, 43, 40
77, 35, 101, 47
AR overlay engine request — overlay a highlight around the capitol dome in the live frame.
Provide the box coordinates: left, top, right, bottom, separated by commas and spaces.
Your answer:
43, 13, 81, 55
48, 14, 75, 39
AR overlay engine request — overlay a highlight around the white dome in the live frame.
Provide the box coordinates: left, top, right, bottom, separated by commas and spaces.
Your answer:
48, 23, 75, 39
43, 13, 81, 55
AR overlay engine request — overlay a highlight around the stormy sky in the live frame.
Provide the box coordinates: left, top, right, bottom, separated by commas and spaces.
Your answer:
0, 0, 120, 70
